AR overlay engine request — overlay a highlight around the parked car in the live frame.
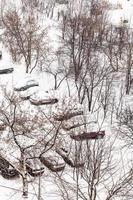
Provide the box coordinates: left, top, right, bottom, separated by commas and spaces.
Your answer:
29, 90, 58, 105
56, 148, 84, 168
14, 78, 39, 91
70, 131, 105, 141
56, 0, 68, 4
26, 158, 44, 177
1, 168, 19, 179
0, 68, 13, 74
40, 151, 65, 172
0, 156, 10, 170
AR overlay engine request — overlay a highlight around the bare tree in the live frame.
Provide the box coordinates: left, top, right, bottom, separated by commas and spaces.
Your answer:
2, 7, 48, 73
0, 89, 86, 198
55, 136, 133, 200
0, 90, 46, 197
117, 106, 133, 148
58, 1, 114, 111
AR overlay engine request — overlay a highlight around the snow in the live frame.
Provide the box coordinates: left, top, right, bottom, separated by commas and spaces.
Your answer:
109, 0, 133, 27
14, 76, 39, 91
19, 86, 39, 100
0, 0, 132, 199
41, 149, 65, 165
29, 89, 57, 101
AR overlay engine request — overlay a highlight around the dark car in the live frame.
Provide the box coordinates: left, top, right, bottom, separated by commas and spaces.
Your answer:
70, 131, 105, 141
1, 168, 19, 179
0, 156, 10, 170
0, 68, 13, 74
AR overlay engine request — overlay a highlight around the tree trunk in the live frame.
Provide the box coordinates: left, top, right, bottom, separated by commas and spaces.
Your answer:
21, 152, 28, 198
125, 64, 131, 95
23, 174, 28, 198
125, 47, 132, 95
38, 175, 41, 200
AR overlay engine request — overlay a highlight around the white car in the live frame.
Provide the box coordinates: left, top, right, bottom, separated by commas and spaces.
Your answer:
14, 78, 39, 91
39, 151, 65, 172
26, 158, 44, 177
29, 90, 58, 105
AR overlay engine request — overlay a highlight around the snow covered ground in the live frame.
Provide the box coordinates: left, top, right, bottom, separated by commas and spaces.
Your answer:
0, 0, 132, 199
109, 0, 133, 27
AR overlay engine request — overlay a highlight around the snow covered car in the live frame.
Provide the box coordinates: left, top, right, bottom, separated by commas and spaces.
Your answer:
0, 156, 10, 170
40, 151, 65, 172
0, 68, 13, 74
0, 121, 6, 131
62, 117, 85, 130
70, 131, 105, 141
26, 158, 44, 177
1, 168, 19, 179
29, 90, 58, 105
56, 148, 84, 168
53, 97, 83, 121
19, 86, 39, 100
56, 0, 68, 4
53, 109, 83, 121
0, 155, 19, 179
14, 78, 39, 91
